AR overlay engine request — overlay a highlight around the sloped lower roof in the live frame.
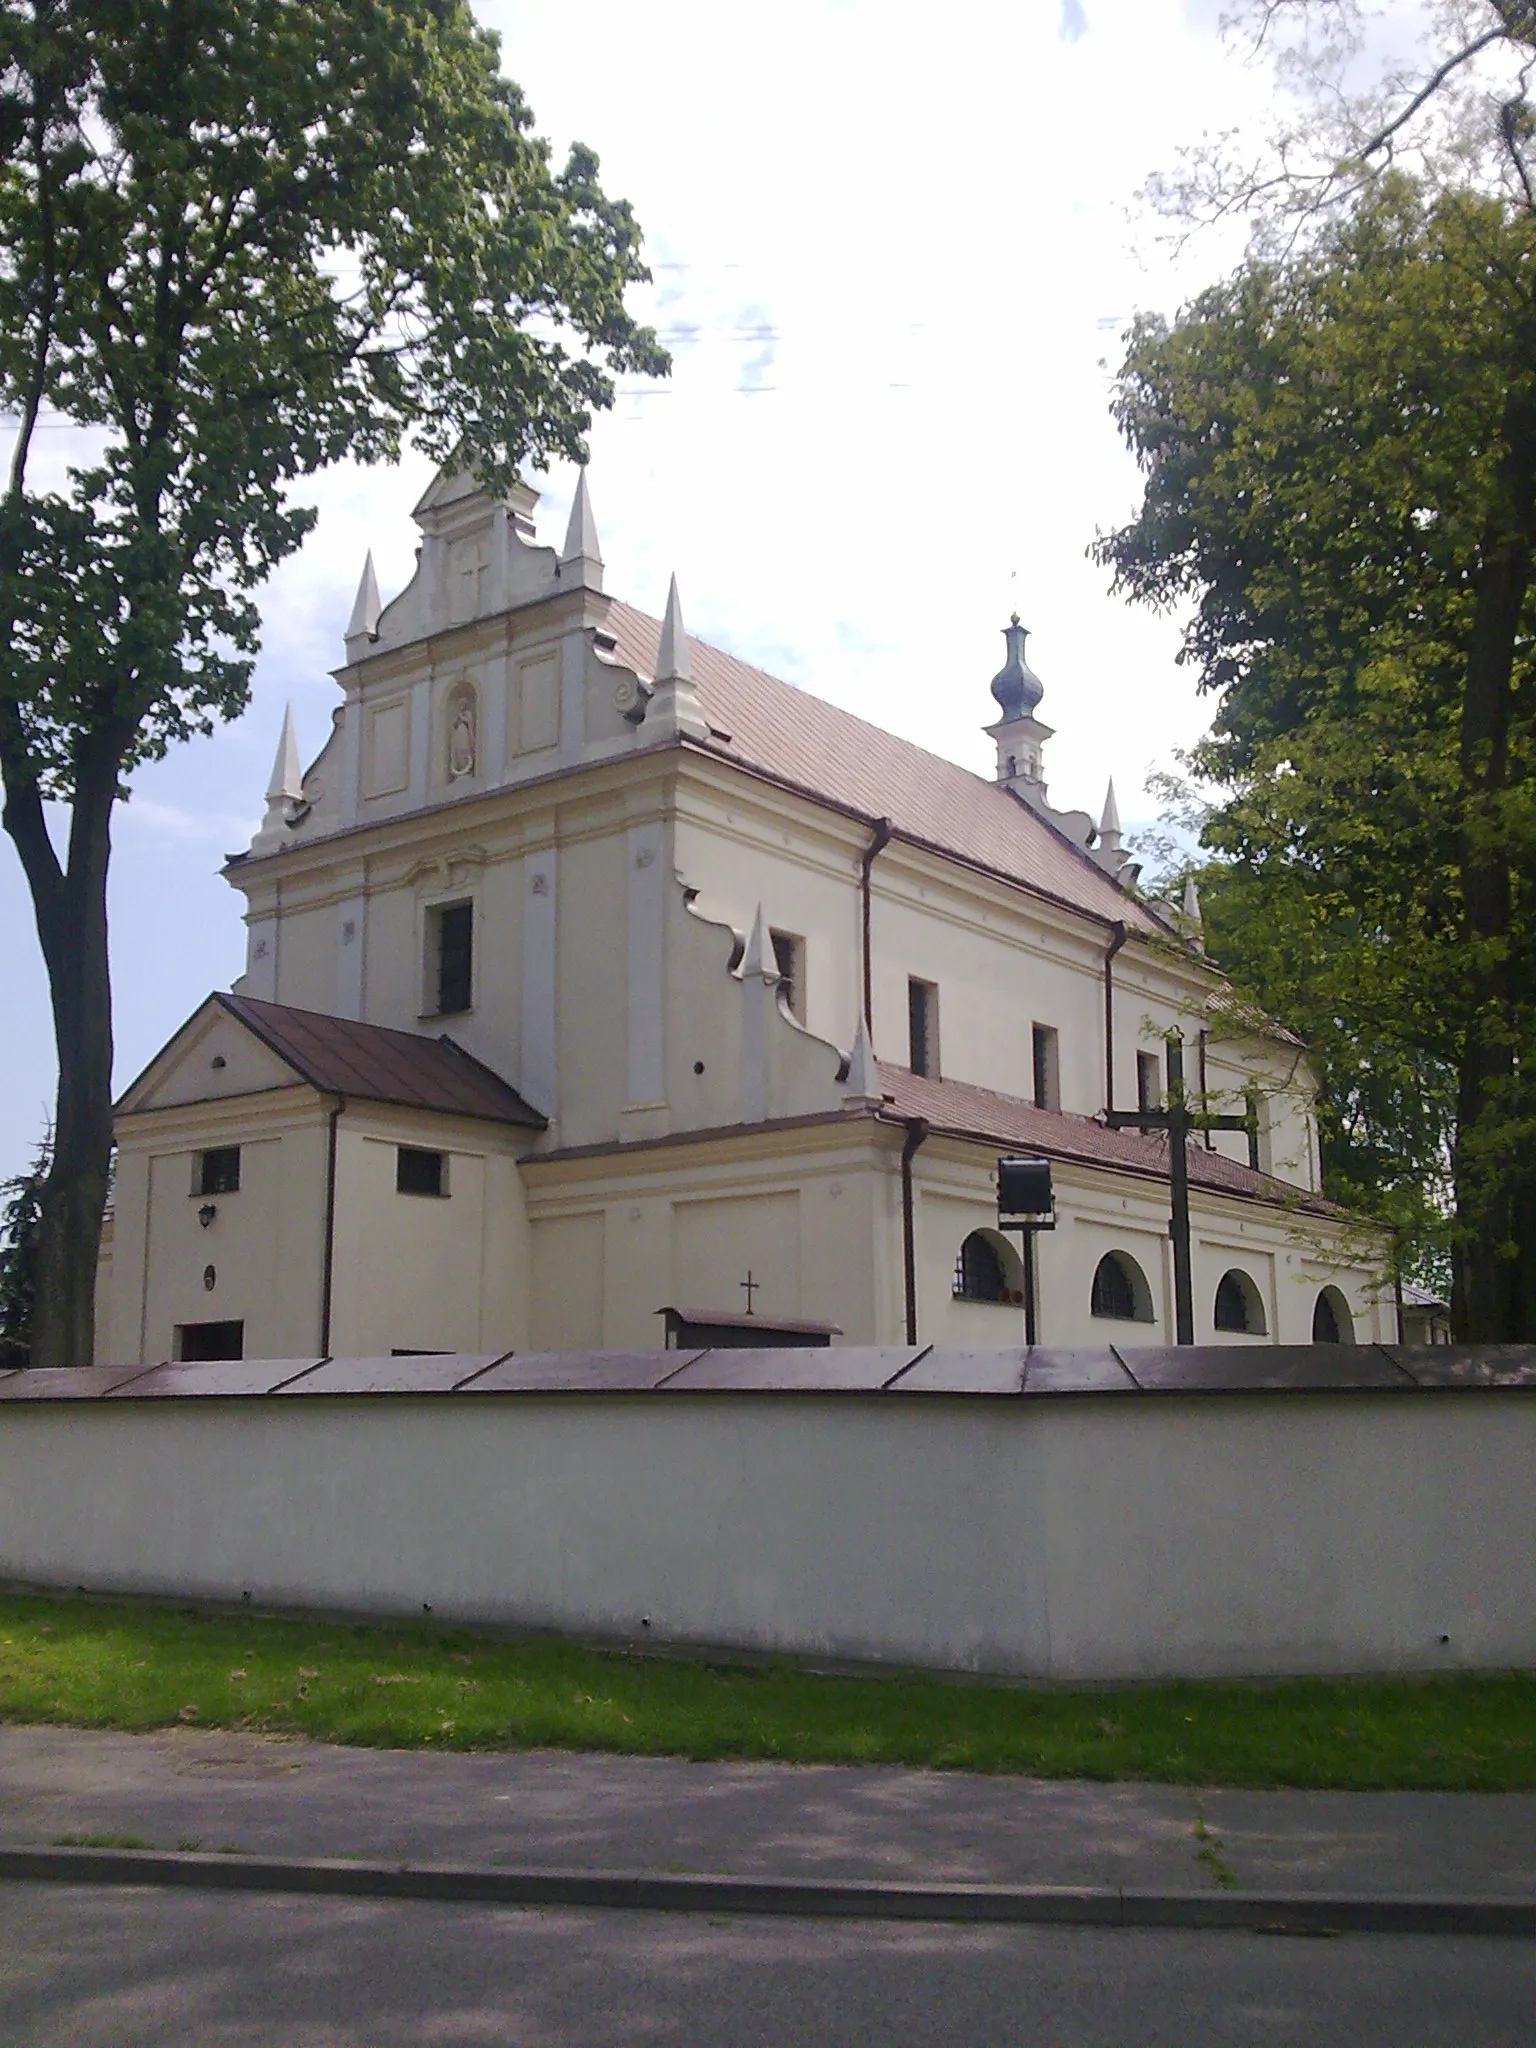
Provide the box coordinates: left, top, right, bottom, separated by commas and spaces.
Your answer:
215, 995, 546, 1128
605, 600, 1160, 934
875, 1061, 1341, 1218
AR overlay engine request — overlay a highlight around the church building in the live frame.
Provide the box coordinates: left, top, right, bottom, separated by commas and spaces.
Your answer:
96, 465, 1391, 1364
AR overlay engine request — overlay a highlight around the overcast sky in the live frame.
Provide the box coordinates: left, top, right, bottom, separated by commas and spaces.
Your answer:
0, 0, 1427, 1178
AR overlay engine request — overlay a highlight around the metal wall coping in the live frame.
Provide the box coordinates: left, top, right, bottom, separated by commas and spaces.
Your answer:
0, 1345, 1532, 1403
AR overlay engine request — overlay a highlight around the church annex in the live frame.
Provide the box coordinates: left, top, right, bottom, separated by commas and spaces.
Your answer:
97, 466, 1390, 1363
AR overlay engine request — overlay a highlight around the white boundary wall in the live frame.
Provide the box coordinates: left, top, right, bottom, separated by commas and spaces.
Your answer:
0, 1392, 1531, 1680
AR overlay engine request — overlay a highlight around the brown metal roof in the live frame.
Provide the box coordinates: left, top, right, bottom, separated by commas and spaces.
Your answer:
215, 994, 546, 1128
874, 1061, 1343, 1217
605, 600, 1161, 934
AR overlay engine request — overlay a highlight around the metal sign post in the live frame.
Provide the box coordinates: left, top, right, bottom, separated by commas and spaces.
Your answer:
997, 1155, 1055, 1347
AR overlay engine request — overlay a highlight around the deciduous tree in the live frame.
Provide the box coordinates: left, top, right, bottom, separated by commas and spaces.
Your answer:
1099, 181, 1536, 1336
0, 0, 667, 1367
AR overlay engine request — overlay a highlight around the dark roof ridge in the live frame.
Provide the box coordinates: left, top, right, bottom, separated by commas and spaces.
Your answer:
210, 992, 547, 1128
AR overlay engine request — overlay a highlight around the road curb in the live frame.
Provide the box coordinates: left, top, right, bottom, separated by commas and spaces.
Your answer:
0, 1847, 1529, 1936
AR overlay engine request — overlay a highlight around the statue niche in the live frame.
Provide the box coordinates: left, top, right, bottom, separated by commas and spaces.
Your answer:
446, 680, 478, 783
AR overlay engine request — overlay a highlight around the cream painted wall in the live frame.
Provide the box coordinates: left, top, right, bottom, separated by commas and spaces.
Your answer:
530, 1212, 604, 1348
522, 1125, 889, 1348
3, 1389, 1529, 1679
910, 1140, 1390, 1352
111, 1103, 331, 1363
327, 1111, 529, 1357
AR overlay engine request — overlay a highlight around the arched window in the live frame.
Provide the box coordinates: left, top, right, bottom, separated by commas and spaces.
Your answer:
1312, 1286, 1354, 1345
1090, 1251, 1153, 1323
1214, 1268, 1266, 1335
953, 1230, 1022, 1305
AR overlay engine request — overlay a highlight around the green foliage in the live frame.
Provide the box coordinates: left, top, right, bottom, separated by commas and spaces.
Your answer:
0, 0, 667, 794
1, 1592, 1533, 1790
1098, 181, 1536, 1295
0, 1128, 49, 1368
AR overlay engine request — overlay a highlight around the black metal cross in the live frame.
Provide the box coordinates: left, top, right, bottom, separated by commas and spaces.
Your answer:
739, 1270, 759, 1316
1104, 1037, 1259, 1346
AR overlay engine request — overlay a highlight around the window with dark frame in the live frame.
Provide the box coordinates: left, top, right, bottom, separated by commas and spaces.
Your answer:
433, 901, 473, 1015
175, 1319, 244, 1361
1136, 1049, 1161, 1113
1031, 1023, 1060, 1111
1214, 1269, 1261, 1334
196, 1146, 241, 1196
396, 1146, 447, 1198
953, 1231, 1015, 1304
908, 977, 937, 1077
1091, 1252, 1140, 1321
770, 929, 805, 1021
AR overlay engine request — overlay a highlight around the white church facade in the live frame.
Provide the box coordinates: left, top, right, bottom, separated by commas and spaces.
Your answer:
96, 465, 1392, 1364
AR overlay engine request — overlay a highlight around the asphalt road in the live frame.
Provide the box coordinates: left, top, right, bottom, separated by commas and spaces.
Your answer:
0, 1885, 1530, 2046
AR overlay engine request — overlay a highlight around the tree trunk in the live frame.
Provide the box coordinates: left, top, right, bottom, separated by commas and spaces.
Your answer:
2, 743, 117, 1371
1451, 381, 1536, 1341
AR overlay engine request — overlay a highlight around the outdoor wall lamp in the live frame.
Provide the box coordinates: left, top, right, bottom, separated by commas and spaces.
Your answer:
198, 1203, 218, 1228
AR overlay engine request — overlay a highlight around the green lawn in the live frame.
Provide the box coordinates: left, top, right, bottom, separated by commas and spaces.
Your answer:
0, 1592, 1530, 1790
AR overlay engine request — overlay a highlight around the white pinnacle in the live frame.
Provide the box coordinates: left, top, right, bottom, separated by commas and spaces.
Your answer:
562, 468, 602, 563
346, 550, 382, 642
656, 573, 692, 682
841, 1014, 881, 1102
1182, 876, 1202, 926
1099, 777, 1122, 841
266, 702, 303, 805
740, 903, 769, 978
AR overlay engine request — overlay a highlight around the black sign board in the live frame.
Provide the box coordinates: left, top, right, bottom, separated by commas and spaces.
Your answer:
997, 1154, 1053, 1223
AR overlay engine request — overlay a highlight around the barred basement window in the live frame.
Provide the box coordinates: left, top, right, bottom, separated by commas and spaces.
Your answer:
952, 1231, 1018, 1305
175, 1319, 243, 1361
1091, 1251, 1153, 1323
1214, 1268, 1266, 1335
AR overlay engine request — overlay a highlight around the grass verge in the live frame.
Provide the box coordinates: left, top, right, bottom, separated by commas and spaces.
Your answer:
0, 1592, 1531, 1789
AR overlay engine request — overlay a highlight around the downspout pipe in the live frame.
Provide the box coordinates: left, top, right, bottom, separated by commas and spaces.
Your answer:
319, 1096, 344, 1355
1103, 921, 1128, 1114
860, 817, 894, 1037
900, 1117, 930, 1346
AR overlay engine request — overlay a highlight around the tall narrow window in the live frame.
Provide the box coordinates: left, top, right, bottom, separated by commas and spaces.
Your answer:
908, 977, 938, 1077
1136, 1049, 1161, 1113
431, 901, 473, 1015
770, 929, 805, 1021
1031, 1024, 1060, 1111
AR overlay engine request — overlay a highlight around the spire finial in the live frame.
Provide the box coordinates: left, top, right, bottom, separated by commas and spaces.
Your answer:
989, 615, 1044, 720
1099, 777, 1122, 846
562, 467, 602, 565
656, 572, 692, 682
266, 702, 303, 805
345, 550, 382, 648
840, 1014, 882, 1106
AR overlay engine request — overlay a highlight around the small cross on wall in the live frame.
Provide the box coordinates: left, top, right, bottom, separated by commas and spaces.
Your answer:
739, 1270, 759, 1316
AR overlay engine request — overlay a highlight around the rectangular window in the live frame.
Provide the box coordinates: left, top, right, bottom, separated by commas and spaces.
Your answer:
396, 1147, 447, 1198
908, 977, 938, 1078
175, 1320, 244, 1362
1136, 1049, 1162, 1113
1031, 1024, 1060, 1111
770, 929, 805, 1021
195, 1147, 240, 1196
430, 900, 474, 1015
